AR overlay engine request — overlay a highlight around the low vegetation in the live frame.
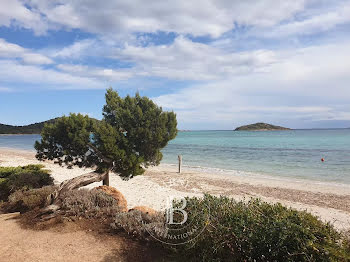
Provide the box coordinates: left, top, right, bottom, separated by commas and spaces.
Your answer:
6, 186, 56, 213
179, 195, 350, 261
111, 209, 166, 241
1, 164, 349, 261
0, 165, 54, 201
112, 195, 350, 261
234, 122, 290, 131
61, 189, 121, 219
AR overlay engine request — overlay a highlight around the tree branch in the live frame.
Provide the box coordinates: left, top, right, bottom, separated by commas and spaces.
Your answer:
87, 143, 112, 163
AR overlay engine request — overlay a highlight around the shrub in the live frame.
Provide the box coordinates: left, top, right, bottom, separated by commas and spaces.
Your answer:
61, 189, 121, 219
0, 178, 8, 201
7, 186, 56, 213
174, 195, 350, 261
111, 194, 350, 261
111, 210, 166, 241
0, 165, 54, 201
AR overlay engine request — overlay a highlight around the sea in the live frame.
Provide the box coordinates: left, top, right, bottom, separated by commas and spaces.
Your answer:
1, 129, 350, 184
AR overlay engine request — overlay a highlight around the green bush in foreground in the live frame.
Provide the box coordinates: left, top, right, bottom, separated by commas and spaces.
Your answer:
112, 195, 350, 262
7, 186, 56, 213
0, 165, 54, 201
178, 195, 350, 261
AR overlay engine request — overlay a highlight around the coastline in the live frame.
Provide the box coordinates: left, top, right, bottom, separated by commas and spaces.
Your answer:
1, 147, 350, 231
0, 134, 40, 136
3, 146, 349, 193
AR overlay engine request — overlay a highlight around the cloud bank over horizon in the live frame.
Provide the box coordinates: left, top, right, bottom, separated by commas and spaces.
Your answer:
0, 0, 350, 129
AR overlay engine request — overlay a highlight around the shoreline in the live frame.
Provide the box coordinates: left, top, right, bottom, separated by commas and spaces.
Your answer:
0, 147, 350, 231
160, 163, 350, 195
2, 146, 350, 191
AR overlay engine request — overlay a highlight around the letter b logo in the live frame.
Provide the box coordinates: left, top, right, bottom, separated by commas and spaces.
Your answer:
166, 196, 188, 225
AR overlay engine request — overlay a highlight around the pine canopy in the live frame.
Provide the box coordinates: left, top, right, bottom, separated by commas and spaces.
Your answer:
35, 88, 178, 178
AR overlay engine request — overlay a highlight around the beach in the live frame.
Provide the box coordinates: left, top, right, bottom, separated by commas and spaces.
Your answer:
1, 147, 350, 231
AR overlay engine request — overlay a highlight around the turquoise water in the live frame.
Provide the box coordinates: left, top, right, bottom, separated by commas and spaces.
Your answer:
162, 130, 350, 184
1, 130, 350, 184
0, 134, 41, 151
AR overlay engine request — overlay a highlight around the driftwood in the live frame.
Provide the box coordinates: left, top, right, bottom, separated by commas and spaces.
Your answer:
38, 170, 110, 219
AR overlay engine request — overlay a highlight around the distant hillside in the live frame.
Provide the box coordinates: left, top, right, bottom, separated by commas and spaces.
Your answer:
234, 122, 290, 131
0, 119, 58, 134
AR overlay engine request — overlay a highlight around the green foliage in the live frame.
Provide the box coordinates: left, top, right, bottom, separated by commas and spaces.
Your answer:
35, 89, 178, 178
35, 114, 97, 168
111, 195, 350, 261
0, 165, 54, 201
174, 195, 350, 261
6, 186, 56, 213
103, 89, 178, 167
61, 189, 121, 219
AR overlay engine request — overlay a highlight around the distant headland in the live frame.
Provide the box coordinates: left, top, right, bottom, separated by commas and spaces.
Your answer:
0, 117, 103, 134
234, 122, 290, 131
0, 119, 58, 134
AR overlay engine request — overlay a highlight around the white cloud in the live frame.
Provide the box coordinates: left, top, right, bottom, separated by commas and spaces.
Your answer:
0, 38, 53, 65
112, 36, 277, 80
49, 36, 278, 82
1, 0, 350, 128
20, 0, 306, 38
260, 1, 350, 38
153, 42, 350, 128
2, 1, 350, 40
57, 64, 133, 81
0, 60, 103, 89
21, 53, 53, 65
50, 39, 98, 58
0, 0, 47, 35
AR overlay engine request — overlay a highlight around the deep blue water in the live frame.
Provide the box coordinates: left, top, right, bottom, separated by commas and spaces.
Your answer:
1, 130, 350, 183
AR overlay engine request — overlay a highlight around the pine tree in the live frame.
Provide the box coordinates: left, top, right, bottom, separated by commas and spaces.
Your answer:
35, 88, 177, 213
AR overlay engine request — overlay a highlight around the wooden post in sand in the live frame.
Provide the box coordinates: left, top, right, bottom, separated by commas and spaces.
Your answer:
103, 172, 110, 186
178, 155, 182, 174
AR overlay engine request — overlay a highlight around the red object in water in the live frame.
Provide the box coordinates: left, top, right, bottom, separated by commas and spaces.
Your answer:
321, 158, 325, 162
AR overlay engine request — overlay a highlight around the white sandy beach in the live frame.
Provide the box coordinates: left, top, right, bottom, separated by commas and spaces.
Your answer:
1, 148, 350, 231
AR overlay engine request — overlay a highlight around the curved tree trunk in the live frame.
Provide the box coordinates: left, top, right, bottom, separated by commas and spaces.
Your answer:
38, 170, 110, 219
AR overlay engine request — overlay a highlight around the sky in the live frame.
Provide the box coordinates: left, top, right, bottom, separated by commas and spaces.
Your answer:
0, 0, 350, 130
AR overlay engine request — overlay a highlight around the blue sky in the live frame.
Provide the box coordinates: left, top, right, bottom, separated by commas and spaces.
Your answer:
0, 0, 350, 129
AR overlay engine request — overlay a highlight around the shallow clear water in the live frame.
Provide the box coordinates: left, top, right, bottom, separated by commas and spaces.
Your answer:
0, 134, 41, 151
1, 130, 350, 184
162, 130, 350, 184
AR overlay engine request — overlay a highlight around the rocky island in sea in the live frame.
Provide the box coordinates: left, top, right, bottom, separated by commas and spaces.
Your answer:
234, 122, 290, 131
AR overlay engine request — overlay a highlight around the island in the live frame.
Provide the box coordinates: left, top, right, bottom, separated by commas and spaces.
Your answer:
234, 122, 290, 131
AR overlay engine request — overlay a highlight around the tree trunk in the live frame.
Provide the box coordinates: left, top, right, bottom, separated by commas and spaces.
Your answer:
39, 170, 109, 219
